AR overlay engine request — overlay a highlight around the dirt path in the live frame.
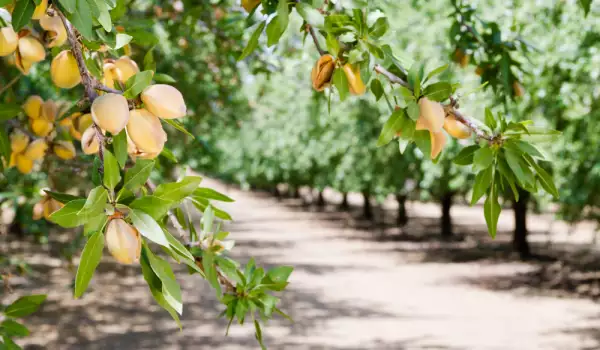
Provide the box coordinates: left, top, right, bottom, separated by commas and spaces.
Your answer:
8, 178, 600, 350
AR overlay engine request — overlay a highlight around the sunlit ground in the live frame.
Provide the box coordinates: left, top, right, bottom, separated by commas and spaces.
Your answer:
6, 178, 600, 350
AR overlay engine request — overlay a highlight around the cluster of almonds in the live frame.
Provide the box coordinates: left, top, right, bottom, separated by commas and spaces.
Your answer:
32, 193, 63, 221
310, 54, 472, 159
83, 84, 186, 159
0, 1, 67, 74
311, 54, 366, 95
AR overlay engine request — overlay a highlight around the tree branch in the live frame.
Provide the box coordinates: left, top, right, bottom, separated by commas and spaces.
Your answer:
373, 64, 494, 142
307, 25, 326, 56
0, 74, 21, 97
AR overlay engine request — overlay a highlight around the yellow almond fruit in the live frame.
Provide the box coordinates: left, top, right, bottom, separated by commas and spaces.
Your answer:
23, 95, 44, 119
30, 119, 53, 137
105, 218, 142, 265
51, 50, 81, 89
76, 113, 93, 135
31, 0, 48, 20
10, 130, 29, 153
15, 154, 33, 174
24, 139, 48, 160
242, 0, 261, 12
40, 100, 58, 121
101, 62, 117, 90
126, 109, 167, 153
114, 56, 139, 83
342, 63, 366, 95
91, 93, 130, 134
430, 131, 447, 159
39, 15, 67, 48
416, 97, 445, 133
18, 36, 46, 63
0, 26, 18, 57
32, 200, 44, 220
443, 115, 472, 139
141, 84, 187, 119
126, 132, 138, 154
53, 141, 76, 160
81, 126, 100, 155
8, 152, 16, 167
137, 151, 161, 159
43, 198, 63, 219
311, 54, 335, 91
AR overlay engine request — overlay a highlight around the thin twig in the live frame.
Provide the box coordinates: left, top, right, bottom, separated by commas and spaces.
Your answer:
0, 75, 21, 97
373, 64, 494, 142
93, 83, 123, 95
307, 25, 326, 56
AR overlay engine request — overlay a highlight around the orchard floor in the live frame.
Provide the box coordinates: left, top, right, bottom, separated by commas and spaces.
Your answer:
6, 178, 600, 350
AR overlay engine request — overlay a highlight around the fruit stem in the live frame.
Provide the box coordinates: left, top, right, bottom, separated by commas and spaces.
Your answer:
307, 24, 326, 56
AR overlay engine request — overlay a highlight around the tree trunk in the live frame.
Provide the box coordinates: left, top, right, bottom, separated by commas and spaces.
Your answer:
396, 194, 408, 226
316, 190, 325, 207
441, 193, 453, 238
272, 186, 281, 199
339, 192, 349, 210
512, 189, 531, 259
362, 191, 373, 219
293, 187, 301, 198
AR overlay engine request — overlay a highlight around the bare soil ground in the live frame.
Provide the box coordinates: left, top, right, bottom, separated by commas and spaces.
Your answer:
5, 178, 600, 350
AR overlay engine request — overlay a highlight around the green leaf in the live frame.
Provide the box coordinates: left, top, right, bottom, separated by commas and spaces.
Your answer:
122, 159, 154, 192
129, 196, 173, 220
255, 320, 266, 350
424, 64, 448, 82
524, 156, 559, 198
4, 294, 46, 318
1, 320, 29, 337
162, 119, 193, 137
44, 190, 84, 204
59, 0, 76, 13
84, 214, 107, 236
11, 0, 35, 31
422, 82, 452, 102
509, 140, 544, 159
471, 166, 493, 205
153, 176, 202, 202
0, 125, 10, 164
112, 129, 128, 168
190, 198, 233, 221
238, 21, 266, 61
484, 180, 501, 239
193, 188, 234, 202
473, 147, 494, 172
497, 155, 520, 201
453, 145, 479, 165
326, 33, 339, 55
130, 209, 170, 248
103, 150, 121, 191
408, 64, 421, 97
123, 71, 154, 99
370, 79, 384, 101
74, 231, 104, 298
202, 251, 221, 297
504, 148, 533, 187
377, 108, 405, 147
153, 73, 176, 83
485, 108, 497, 130
369, 17, 389, 38
49, 199, 87, 228
140, 248, 182, 327
296, 3, 324, 28
94, 0, 112, 31
144, 246, 182, 315
143, 46, 155, 72
398, 86, 415, 101
0, 104, 22, 121
78, 186, 108, 217
267, 266, 293, 283
579, 0, 592, 16
332, 68, 349, 101
68, 0, 94, 39
406, 101, 420, 121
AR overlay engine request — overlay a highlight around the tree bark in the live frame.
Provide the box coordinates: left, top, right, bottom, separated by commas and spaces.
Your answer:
396, 194, 408, 226
339, 192, 349, 210
293, 187, 301, 198
441, 193, 453, 238
316, 190, 325, 207
512, 189, 531, 259
362, 191, 373, 219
